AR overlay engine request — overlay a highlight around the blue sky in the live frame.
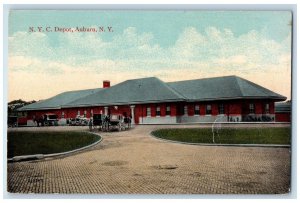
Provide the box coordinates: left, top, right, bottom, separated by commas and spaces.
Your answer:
8, 10, 292, 101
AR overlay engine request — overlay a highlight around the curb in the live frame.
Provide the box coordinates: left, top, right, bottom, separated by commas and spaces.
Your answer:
150, 133, 290, 148
8, 132, 102, 162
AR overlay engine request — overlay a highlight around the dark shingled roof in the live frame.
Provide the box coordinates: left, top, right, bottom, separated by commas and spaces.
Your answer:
167, 75, 286, 101
18, 75, 287, 111
63, 77, 185, 107
18, 88, 102, 111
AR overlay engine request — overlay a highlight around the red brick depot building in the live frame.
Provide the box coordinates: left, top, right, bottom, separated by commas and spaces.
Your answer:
18, 75, 287, 126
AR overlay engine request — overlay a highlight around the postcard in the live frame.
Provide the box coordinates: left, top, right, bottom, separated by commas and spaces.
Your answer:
7, 9, 292, 195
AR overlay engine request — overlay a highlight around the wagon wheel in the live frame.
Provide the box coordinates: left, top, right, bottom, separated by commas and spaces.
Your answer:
107, 122, 110, 132
101, 123, 105, 132
121, 123, 125, 131
118, 123, 121, 131
102, 121, 107, 132
106, 122, 109, 132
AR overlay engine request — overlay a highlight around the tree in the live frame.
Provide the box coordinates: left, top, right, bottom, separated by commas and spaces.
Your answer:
8, 99, 36, 116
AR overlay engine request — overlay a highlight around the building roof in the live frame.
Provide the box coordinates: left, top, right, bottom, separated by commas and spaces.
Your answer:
167, 75, 286, 101
63, 77, 185, 107
18, 88, 102, 111
18, 75, 287, 111
275, 102, 291, 113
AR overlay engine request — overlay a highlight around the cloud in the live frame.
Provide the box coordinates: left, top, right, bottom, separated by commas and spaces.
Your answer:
9, 32, 54, 58
9, 56, 64, 75
8, 26, 291, 100
9, 26, 291, 67
170, 27, 290, 66
215, 55, 248, 69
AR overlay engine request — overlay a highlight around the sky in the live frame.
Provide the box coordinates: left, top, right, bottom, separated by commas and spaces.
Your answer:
8, 10, 292, 101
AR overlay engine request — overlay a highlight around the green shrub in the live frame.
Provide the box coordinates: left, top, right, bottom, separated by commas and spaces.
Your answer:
152, 127, 290, 145
7, 131, 100, 158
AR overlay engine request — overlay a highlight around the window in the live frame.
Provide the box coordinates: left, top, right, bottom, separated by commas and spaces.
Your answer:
264, 103, 270, 114
249, 103, 255, 114
84, 110, 87, 117
90, 109, 93, 117
194, 105, 200, 115
147, 107, 151, 117
218, 104, 224, 114
166, 106, 171, 116
20, 111, 27, 117
156, 106, 161, 116
77, 110, 80, 116
184, 105, 188, 115
62, 111, 65, 118
206, 105, 211, 115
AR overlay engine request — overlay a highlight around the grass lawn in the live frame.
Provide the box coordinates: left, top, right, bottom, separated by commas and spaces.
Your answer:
152, 127, 291, 145
7, 131, 100, 158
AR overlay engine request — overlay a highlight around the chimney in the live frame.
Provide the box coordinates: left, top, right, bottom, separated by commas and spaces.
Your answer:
103, 80, 110, 88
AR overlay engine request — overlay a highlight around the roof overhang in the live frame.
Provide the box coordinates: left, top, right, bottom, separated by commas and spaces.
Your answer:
186, 96, 287, 102
62, 99, 186, 108
17, 107, 61, 111
17, 96, 287, 111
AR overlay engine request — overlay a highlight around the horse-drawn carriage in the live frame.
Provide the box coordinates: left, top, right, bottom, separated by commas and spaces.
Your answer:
35, 113, 58, 126
91, 113, 132, 132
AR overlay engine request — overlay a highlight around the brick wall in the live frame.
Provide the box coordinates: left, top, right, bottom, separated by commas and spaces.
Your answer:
22, 99, 280, 125
275, 113, 291, 122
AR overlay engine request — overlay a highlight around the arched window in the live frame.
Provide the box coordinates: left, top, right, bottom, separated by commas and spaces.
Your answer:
184, 105, 188, 115
264, 104, 269, 114
206, 105, 211, 115
249, 103, 255, 114
156, 106, 161, 116
218, 104, 224, 114
194, 105, 200, 115
147, 107, 151, 117
166, 106, 171, 116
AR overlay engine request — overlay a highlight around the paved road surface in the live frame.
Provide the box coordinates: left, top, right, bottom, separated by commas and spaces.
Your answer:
7, 125, 291, 194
